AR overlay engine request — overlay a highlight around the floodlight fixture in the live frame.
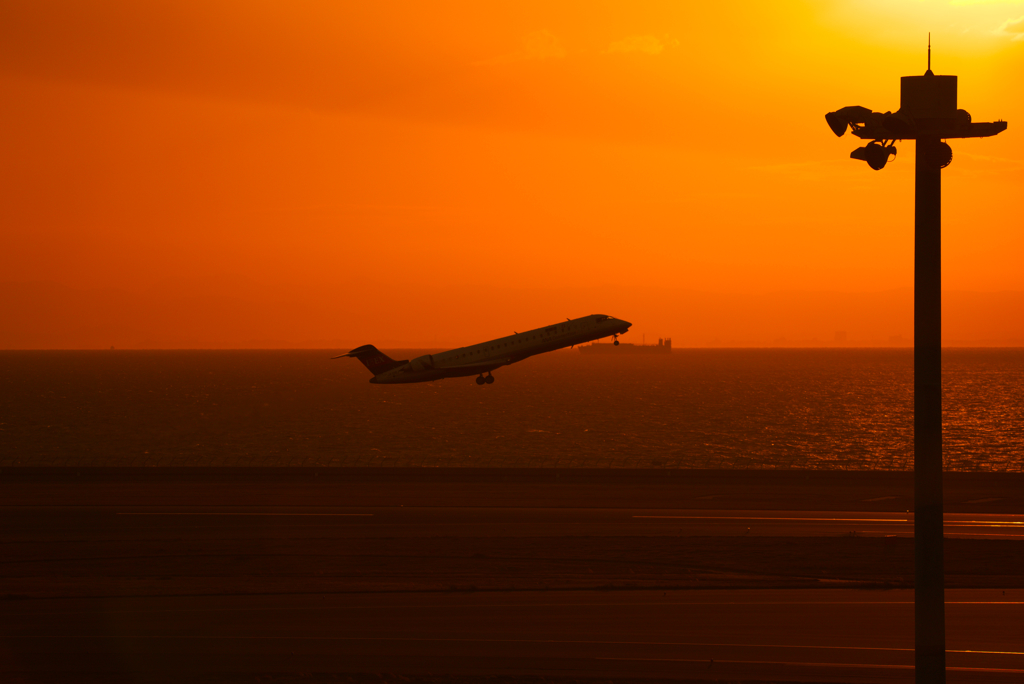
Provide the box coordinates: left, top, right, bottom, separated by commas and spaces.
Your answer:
850, 141, 897, 170
825, 106, 873, 137
923, 141, 953, 169
825, 40, 1005, 171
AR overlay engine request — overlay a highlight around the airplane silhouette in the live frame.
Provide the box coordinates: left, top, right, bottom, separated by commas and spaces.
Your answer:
337, 314, 631, 385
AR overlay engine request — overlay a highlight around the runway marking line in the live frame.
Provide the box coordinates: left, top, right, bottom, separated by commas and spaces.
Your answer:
8, 635, 1023, 657
634, 515, 908, 522
12, 600, 1022, 617
634, 515, 1024, 527
117, 513, 374, 517
597, 656, 1024, 674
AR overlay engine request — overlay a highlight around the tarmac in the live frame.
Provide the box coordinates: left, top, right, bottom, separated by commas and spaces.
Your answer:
2, 468, 1023, 683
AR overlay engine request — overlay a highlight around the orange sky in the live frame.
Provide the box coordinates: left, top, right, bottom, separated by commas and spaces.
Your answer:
2, 1, 1022, 348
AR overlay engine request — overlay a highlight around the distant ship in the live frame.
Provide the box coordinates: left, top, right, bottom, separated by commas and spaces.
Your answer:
579, 337, 672, 354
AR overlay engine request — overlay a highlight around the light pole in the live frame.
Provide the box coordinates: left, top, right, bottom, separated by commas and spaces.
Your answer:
825, 42, 1006, 684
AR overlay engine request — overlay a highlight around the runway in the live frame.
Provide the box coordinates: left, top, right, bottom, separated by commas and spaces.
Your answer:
4, 589, 1023, 683
3, 468, 1023, 682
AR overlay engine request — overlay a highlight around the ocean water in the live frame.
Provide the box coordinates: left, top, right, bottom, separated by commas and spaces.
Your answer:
1, 349, 1022, 471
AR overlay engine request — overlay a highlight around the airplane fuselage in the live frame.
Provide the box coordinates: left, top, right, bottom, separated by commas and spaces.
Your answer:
354, 314, 631, 384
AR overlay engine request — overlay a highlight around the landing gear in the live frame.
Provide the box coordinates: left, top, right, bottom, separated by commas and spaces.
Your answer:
613, 333, 620, 346
476, 375, 485, 385
476, 373, 495, 385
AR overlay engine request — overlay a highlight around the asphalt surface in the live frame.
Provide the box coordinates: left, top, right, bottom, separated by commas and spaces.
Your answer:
9, 505, 1024, 539
3, 469, 1023, 682
113, 506, 1024, 539
4, 589, 1023, 683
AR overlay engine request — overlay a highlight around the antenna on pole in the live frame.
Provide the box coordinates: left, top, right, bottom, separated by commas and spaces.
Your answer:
927, 33, 932, 74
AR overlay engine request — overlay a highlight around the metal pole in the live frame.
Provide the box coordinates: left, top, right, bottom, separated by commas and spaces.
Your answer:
914, 136, 946, 683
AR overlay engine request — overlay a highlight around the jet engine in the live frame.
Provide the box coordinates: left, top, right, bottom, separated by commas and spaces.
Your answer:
406, 354, 435, 373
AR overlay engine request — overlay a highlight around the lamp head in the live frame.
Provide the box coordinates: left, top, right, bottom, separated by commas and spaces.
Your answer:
825, 106, 878, 138
825, 111, 848, 137
850, 142, 897, 171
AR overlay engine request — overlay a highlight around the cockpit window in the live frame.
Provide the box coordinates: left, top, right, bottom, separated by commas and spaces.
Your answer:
595, 315, 609, 322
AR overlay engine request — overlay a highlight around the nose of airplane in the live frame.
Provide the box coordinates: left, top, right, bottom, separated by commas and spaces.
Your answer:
618, 318, 632, 330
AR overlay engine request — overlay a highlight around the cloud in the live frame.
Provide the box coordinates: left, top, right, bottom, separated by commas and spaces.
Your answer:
478, 30, 566, 65
996, 15, 1024, 38
606, 35, 676, 56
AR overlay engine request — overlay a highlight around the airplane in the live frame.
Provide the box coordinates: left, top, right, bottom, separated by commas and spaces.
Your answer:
336, 314, 632, 385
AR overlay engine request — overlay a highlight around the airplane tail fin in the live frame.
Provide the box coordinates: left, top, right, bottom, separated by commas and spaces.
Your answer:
333, 345, 407, 376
